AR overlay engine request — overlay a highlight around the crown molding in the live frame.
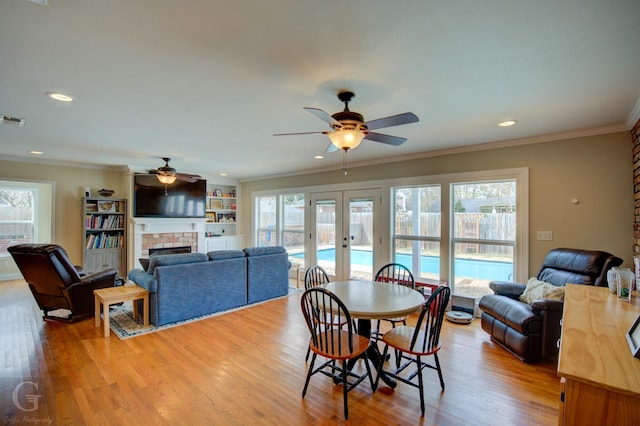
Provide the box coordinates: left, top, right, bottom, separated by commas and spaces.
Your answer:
0, 154, 128, 172
627, 97, 640, 129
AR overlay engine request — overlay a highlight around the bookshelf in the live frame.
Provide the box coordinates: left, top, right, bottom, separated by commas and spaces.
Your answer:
205, 184, 244, 250
82, 197, 127, 277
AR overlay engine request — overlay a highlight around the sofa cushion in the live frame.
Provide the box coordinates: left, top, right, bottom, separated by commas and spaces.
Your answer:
207, 250, 245, 261
147, 252, 208, 274
479, 294, 542, 335
519, 278, 565, 304
243, 246, 287, 256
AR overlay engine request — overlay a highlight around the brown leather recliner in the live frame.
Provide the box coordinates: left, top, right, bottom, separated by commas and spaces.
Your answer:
8, 243, 117, 322
478, 248, 622, 362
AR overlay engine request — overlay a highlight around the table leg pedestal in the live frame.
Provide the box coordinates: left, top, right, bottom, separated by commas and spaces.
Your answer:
348, 319, 397, 389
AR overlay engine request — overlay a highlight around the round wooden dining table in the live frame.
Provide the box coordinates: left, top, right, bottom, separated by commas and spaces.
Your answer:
323, 280, 425, 388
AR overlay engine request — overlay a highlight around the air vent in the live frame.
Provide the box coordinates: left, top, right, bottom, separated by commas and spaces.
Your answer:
1, 115, 26, 127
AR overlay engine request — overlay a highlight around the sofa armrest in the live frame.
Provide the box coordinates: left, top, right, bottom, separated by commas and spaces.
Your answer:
128, 268, 157, 292
489, 281, 526, 299
531, 298, 564, 313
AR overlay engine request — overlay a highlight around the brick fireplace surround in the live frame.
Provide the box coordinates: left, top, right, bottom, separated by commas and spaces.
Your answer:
141, 232, 198, 256
131, 218, 208, 268
633, 118, 640, 255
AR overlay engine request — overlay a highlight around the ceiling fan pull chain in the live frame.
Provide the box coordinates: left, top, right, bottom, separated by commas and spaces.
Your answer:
343, 150, 348, 175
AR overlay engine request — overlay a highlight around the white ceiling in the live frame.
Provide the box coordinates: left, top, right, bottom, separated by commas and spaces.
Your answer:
1, 0, 639, 181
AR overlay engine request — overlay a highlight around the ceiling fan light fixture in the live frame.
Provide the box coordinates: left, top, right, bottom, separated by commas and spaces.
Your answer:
328, 129, 365, 151
157, 174, 177, 184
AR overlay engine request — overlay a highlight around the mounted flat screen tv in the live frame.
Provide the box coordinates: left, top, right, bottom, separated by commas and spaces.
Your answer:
134, 175, 206, 218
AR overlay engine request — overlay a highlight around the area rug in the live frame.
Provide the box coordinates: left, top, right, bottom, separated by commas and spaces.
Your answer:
108, 287, 303, 339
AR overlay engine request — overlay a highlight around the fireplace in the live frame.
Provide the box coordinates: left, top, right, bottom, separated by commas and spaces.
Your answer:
130, 217, 208, 268
149, 246, 192, 256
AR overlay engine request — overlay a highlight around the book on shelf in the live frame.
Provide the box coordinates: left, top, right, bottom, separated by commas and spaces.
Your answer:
85, 231, 124, 249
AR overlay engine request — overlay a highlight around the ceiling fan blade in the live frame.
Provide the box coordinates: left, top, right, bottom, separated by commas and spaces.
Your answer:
364, 132, 407, 146
325, 143, 339, 153
365, 112, 419, 131
273, 131, 328, 136
176, 173, 200, 183
304, 107, 341, 127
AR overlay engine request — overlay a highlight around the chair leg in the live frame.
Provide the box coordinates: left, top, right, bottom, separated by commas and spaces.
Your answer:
393, 321, 402, 369
302, 353, 317, 398
305, 345, 311, 362
434, 353, 445, 391
342, 359, 349, 420
416, 355, 425, 416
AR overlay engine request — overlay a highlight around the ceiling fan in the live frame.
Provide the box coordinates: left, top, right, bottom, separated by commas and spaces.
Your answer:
274, 91, 419, 173
143, 157, 201, 184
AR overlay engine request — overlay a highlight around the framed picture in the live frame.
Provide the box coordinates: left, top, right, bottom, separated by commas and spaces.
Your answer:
215, 189, 222, 197
97, 200, 116, 212
626, 315, 640, 359
209, 199, 223, 210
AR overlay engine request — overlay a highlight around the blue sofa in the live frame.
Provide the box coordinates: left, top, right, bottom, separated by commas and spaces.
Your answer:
128, 246, 289, 326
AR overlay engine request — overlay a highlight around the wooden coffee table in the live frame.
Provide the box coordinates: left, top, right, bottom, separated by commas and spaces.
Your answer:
94, 284, 149, 337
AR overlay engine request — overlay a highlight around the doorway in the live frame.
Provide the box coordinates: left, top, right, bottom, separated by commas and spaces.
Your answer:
309, 189, 380, 281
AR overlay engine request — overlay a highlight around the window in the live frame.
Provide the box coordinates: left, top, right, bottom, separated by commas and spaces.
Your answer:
255, 192, 306, 265
392, 169, 527, 299
0, 188, 35, 255
0, 180, 53, 259
451, 180, 516, 298
281, 193, 305, 265
256, 195, 276, 247
392, 185, 442, 281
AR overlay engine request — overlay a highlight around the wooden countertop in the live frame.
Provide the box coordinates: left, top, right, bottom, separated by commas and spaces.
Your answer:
558, 284, 640, 397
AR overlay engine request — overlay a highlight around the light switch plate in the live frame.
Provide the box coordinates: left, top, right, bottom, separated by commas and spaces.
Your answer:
537, 231, 553, 241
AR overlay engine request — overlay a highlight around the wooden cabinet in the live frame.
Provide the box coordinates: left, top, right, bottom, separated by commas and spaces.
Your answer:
557, 284, 640, 425
82, 197, 127, 277
205, 235, 245, 252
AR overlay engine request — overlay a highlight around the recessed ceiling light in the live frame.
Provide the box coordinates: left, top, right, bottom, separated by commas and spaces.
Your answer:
498, 120, 517, 127
46, 91, 73, 102
29, 150, 43, 155
314, 155, 324, 159
219, 173, 228, 176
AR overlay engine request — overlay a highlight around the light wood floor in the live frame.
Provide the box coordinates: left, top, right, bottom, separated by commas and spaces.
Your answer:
1, 279, 560, 425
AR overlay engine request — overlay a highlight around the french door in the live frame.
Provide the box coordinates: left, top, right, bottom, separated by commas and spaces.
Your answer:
309, 189, 380, 281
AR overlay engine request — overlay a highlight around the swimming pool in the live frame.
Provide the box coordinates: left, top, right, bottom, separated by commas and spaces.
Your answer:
293, 249, 513, 281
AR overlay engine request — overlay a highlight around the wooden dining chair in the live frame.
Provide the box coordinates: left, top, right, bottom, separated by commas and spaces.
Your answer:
373, 285, 451, 416
300, 287, 374, 420
303, 265, 345, 361
373, 263, 416, 366
304, 265, 330, 289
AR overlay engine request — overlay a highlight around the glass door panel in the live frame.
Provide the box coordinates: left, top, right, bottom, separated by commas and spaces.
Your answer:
310, 190, 379, 281
348, 195, 374, 280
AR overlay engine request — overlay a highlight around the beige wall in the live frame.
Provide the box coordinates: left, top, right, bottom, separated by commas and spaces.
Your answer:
239, 131, 634, 276
1, 129, 633, 281
0, 160, 129, 276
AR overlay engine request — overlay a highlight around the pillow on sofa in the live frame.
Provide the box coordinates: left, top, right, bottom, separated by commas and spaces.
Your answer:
207, 250, 245, 261
147, 252, 208, 274
519, 277, 565, 304
243, 246, 287, 256
139, 258, 150, 271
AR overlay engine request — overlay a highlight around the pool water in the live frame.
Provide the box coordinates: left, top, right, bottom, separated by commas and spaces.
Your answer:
294, 249, 513, 281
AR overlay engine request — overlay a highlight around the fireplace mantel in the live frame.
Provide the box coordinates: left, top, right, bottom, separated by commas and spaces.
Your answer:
130, 217, 208, 264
